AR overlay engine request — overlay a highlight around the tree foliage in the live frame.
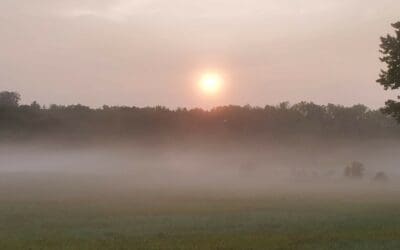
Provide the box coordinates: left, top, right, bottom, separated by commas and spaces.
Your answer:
0, 91, 399, 142
378, 22, 400, 120
0, 91, 20, 107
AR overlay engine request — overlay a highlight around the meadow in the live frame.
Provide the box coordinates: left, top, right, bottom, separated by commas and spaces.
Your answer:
1, 171, 400, 250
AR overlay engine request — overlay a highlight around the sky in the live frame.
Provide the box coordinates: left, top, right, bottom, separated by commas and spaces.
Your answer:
1, 0, 400, 108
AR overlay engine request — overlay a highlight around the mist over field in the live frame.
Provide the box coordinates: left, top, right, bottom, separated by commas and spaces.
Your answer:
1, 138, 399, 198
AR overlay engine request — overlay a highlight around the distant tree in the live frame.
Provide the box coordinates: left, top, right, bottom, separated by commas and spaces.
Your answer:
377, 22, 400, 121
30, 101, 41, 111
344, 161, 365, 179
279, 101, 290, 110
0, 91, 20, 107
49, 104, 63, 111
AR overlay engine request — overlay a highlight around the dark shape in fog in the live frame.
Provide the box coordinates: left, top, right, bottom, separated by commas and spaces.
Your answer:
374, 171, 389, 182
344, 161, 365, 179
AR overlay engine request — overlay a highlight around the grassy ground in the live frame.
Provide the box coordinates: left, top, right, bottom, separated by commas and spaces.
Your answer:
1, 174, 400, 249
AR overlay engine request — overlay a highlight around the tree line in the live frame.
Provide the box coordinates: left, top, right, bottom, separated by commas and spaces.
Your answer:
0, 91, 398, 142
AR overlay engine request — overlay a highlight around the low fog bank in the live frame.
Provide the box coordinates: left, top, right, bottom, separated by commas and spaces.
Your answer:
0, 139, 399, 201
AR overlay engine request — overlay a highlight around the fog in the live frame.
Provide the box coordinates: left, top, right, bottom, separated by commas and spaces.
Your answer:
1, 139, 399, 205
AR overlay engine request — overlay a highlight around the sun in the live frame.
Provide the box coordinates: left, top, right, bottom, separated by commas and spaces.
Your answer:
199, 73, 223, 95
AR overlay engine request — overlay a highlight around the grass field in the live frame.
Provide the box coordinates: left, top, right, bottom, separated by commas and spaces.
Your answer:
1, 172, 400, 250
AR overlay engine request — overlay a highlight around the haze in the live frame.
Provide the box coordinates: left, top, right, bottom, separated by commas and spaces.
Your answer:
1, 140, 400, 194
1, 0, 400, 108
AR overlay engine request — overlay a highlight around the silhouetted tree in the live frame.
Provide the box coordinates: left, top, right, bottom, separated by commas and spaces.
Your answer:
30, 101, 41, 111
378, 22, 400, 121
0, 91, 20, 107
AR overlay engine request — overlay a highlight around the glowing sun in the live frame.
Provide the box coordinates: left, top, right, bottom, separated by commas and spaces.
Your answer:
199, 73, 223, 95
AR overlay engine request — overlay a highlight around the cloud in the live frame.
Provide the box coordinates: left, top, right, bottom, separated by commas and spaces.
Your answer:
62, 0, 152, 21
59, 0, 354, 21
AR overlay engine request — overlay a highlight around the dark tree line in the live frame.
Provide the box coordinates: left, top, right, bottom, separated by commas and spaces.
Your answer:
0, 91, 398, 142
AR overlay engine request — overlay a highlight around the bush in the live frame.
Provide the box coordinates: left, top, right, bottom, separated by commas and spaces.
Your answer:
344, 161, 364, 179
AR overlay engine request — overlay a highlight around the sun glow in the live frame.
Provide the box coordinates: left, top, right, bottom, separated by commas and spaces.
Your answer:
199, 73, 223, 95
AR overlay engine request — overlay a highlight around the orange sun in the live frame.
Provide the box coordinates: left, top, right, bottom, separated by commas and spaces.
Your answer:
199, 73, 223, 95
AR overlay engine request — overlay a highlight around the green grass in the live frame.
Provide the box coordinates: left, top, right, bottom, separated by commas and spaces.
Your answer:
1, 174, 400, 249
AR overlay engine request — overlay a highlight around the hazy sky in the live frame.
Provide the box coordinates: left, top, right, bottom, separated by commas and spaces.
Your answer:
1, 0, 400, 108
